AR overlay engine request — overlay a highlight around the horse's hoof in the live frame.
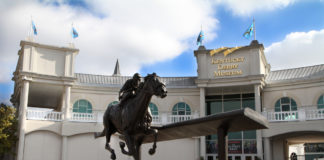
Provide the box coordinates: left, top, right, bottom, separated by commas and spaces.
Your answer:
119, 142, 125, 148
111, 153, 116, 160
149, 148, 156, 155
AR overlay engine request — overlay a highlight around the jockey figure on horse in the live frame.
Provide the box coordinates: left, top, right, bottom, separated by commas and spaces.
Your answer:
94, 72, 167, 160
119, 73, 152, 129
119, 73, 141, 106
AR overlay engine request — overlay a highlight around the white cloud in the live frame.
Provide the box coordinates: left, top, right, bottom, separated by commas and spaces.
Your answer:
0, 0, 218, 83
265, 29, 324, 70
215, 0, 297, 16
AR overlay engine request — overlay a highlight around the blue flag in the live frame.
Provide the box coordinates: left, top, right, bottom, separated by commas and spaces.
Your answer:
197, 30, 204, 46
243, 22, 254, 39
32, 21, 37, 35
72, 27, 78, 38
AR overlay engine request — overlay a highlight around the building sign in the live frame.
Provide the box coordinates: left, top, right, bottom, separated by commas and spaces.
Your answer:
305, 143, 324, 152
228, 141, 242, 154
206, 140, 218, 153
209, 47, 245, 77
244, 140, 257, 154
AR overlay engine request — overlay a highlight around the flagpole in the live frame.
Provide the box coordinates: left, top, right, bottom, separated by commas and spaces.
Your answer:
253, 17, 256, 40
201, 24, 203, 46
27, 16, 32, 41
69, 23, 74, 47
71, 23, 73, 44
29, 16, 31, 38
29, 16, 35, 41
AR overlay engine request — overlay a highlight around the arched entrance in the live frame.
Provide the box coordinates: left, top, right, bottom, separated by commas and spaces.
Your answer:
265, 131, 324, 160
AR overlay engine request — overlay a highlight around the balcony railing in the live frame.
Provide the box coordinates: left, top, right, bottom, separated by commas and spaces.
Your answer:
264, 111, 299, 122
70, 112, 97, 122
168, 115, 194, 123
26, 108, 199, 124
262, 106, 324, 122
152, 115, 161, 124
306, 108, 324, 120
27, 109, 62, 121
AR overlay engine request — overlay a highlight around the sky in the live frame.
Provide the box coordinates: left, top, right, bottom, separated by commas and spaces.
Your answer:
0, 0, 323, 104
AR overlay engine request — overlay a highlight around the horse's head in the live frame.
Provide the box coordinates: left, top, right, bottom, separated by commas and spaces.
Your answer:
144, 73, 167, 98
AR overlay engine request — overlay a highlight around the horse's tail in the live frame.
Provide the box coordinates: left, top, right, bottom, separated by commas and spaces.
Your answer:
94, 127, 106, 139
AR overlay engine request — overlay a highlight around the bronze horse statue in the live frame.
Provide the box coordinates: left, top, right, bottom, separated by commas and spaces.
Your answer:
94, 73, 167, 160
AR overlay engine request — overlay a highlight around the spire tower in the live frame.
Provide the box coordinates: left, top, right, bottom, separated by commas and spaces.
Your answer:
112, 59, 121, 76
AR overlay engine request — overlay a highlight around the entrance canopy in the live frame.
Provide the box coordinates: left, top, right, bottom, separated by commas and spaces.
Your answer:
142, 108, 268, 143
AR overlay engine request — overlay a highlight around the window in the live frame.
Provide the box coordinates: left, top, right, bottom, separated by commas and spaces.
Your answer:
274, 97, 298, 120
73, 99, 92, 113
274, 97, 297, 112
108, 101, 119, 107
318, 94, 324, 109
205, 94, 257, 157
172, 102, 191, 115
149, 103, 158, 115
243, 130, 257, 154
206, 93, 255, 115
223, 94, 241, 112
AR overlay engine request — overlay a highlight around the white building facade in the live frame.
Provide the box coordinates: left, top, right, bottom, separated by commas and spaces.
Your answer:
11, 40, 324, 160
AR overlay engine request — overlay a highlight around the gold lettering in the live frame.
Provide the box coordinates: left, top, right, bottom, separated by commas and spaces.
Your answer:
218, 64, 222, 70
214, 70, 243, 77
211, 57, 245, 64
217, 64, 239, 70
211, 56, 244, 77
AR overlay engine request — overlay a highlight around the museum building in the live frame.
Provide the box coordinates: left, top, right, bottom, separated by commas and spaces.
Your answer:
11, 40, 324, 160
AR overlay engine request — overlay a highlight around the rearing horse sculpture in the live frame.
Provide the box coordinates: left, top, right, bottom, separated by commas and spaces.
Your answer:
94, 73, 167, 160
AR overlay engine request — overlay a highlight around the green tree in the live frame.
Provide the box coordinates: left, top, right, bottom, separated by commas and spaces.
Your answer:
0, 103, 17, 158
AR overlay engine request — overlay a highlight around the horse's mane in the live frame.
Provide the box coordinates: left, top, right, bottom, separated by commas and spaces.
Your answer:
136, 73, 157, 94
144, 73, 157, 82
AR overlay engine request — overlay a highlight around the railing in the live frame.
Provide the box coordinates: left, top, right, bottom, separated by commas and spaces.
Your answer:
75, 73, 196, 87
68, 112, 196, 124
152, 115, 161, 124
70, 112, 97, 122
27, 109, 62, 121
168, 114, 194, 123
262, 106, 324, 122
306, 108, 324, 120
264, 111, 299, 122
26, 108, 199, 124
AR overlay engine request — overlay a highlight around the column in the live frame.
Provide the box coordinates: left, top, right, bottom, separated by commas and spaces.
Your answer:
61, 85, 71, 160
195, 137, 200, 160
199, 87, 206, 159
61, 136, 68, 160
263, 137, 272, 160
254, 85, 261, 113
17, 80, 30, 160
255, 85, 263, 159
218, 127, 228, 160
63, 85, 71, 120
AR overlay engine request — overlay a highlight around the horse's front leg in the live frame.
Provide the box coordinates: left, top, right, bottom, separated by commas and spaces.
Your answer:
119, 133, 135, 156
145, 128, 158, 155
133, 136, 144, 160
104, 128, 116, 160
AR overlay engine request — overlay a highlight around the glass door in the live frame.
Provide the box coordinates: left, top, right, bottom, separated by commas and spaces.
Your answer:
228, 155, 242, 160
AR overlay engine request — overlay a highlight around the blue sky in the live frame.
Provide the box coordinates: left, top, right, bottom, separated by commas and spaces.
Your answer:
0, 0, 324, 104
140, 0, 324, 76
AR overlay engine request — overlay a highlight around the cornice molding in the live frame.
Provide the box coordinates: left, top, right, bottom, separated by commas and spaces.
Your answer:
20, 40, 79, 53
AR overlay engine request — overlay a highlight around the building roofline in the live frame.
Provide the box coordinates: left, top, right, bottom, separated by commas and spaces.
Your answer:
75, 63, 324, 88
265, 64, 324, 83
270, 64, 324, 72
20, 40, 79, 53
194, 40, 264, 57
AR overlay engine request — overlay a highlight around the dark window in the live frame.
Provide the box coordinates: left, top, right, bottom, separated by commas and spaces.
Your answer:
73, 99, 92, 113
